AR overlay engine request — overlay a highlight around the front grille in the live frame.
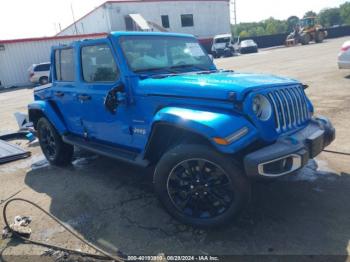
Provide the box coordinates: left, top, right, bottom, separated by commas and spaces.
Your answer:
268, 86, 310, 133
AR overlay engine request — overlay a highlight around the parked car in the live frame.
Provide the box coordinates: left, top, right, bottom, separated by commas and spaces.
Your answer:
239, 39, 258, 54
28, 62, 50, 85
211, 34, 235, 58
28, 32, 335, 227
338, 40, 350, 69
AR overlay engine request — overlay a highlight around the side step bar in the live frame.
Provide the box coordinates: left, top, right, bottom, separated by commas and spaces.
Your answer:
62, 135, 149, 167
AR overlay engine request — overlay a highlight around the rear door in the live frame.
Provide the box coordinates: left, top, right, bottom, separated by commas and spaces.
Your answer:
51, 46, 84, 135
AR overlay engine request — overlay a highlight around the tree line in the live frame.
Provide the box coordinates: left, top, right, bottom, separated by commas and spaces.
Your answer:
232, 1, 350, 37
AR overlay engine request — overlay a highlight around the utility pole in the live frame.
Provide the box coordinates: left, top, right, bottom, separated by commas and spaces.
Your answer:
232, 0, 237, 25
71, 3, 79, 35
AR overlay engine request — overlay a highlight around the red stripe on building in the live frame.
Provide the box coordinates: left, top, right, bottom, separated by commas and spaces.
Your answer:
0, 33, 108, 44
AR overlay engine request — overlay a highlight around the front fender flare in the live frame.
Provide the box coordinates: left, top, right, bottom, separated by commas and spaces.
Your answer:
152, 107, 258, 154
28, 101, 67, 134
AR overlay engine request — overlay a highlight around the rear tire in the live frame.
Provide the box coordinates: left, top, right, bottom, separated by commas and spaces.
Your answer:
315, 31, 325, 43
153, 144, 251, 227
39, 76, 49, 85
37, 117, 73, 166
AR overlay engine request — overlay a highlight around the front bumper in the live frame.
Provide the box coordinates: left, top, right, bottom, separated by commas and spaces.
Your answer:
244, 117, 335, 178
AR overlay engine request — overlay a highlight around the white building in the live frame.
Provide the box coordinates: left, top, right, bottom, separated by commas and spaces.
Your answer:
58, 0, 230, 39
0, 33, 106, 88
0, 0, 230, 88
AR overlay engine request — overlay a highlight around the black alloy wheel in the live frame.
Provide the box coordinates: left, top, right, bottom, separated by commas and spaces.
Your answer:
167, 158, 234, 219
154, 144, 251, 227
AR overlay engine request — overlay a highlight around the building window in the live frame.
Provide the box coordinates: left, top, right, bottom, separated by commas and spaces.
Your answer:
55, 48, 75, 81
161, 15, 170, 28
124, 16, 134, 31
81, 44, 119, 82
181, 14, 194, 27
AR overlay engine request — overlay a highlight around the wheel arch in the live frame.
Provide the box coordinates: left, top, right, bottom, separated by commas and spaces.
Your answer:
144, 122, 214, 164
28, 100, 67, 134
144, 107, 259, 163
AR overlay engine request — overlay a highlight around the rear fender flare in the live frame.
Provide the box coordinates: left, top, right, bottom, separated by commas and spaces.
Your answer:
28, 101, 67, 134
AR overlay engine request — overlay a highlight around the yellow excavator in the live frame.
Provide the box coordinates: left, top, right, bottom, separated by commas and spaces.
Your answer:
286, 17, 328, 46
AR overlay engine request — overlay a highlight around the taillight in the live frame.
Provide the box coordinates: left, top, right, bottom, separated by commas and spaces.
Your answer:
341, 46, 350, 52
29, 72, 34, 77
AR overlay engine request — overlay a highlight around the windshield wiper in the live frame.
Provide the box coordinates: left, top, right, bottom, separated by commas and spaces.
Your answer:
134, 67, 177, 74
169, 64, 216, 73
135, 65, 216, 79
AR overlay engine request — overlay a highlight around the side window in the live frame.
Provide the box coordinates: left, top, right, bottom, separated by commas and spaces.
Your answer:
81, 44, 119, 82
42, 63, 51, 71
161, 15, 170, 28
181, 14, 194, 27
55, 48, 75, 81
34, 64, 50, 72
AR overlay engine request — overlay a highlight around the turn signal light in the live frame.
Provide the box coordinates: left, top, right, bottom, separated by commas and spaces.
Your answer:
213, 137, 229, 145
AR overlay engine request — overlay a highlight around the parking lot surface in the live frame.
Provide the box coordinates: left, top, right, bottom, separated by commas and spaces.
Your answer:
0, 37, 349, 258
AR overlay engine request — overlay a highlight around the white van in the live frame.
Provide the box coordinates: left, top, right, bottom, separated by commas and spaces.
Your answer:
28, 62, 50, 85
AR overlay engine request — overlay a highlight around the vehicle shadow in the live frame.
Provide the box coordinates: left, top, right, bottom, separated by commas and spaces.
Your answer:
24, 155, 350, 257
0, 86, 34, 94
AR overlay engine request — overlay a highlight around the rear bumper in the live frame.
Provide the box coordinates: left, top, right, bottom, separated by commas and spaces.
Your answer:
240, 47, 258, 53
338, 60, 350, 69
29, 76, 39, 83
244, 116, 335, 178
338, 52, 350, 69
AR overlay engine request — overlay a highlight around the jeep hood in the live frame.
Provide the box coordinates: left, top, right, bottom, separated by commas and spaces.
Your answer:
136, 72, 300, 101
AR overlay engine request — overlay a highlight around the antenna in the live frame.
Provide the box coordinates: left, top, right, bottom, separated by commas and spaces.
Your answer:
71, 3, 79, 35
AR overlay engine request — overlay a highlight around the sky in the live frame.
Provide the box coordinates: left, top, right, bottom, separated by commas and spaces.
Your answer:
0, 0, 348, 40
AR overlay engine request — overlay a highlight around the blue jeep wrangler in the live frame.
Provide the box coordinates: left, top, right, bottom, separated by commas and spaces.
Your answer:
28, 32, 335, 227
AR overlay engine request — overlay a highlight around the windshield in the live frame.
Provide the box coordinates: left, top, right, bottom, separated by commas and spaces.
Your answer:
119, 36, 213, 73
214, 37, 231, 44
300, 18, 315, 28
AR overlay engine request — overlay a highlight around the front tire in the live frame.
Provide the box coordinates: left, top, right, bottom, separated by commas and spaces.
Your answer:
153, 144, 251, 227
301, 33, 310, 45
37, 117, 73, 166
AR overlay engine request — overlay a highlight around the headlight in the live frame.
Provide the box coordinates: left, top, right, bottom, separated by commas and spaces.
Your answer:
252, 94, 272, 121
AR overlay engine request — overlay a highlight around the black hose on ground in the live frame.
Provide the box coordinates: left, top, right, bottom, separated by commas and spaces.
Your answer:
2, 198, 125, 261
322, 149, 350, 156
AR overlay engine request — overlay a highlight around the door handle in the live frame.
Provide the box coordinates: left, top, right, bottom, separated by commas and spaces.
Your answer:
78, 94, 91, 101
54, 91, 64, 97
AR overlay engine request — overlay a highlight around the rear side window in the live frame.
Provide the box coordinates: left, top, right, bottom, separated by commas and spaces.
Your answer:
81, 44, 119, 82
34, 63, 50, 72
55, 48, 75, 81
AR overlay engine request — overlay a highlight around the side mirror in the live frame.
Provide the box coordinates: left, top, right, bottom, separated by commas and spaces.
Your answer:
208, 54, 214, 61
104, 83, 125, 114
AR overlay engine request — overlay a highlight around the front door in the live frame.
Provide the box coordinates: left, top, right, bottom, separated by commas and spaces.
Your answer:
77, 39, 133, 148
